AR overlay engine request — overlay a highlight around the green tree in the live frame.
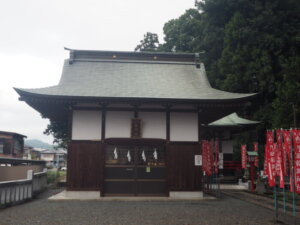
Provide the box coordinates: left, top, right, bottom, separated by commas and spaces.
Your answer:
273, 52, 300, 128
161, 9, 202, 53
44, 120, 68, 149
135, 32, 160, 52
216, 0, 300, 129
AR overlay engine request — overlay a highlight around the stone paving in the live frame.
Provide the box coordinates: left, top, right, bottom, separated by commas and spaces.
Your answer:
0, 188, 299, 225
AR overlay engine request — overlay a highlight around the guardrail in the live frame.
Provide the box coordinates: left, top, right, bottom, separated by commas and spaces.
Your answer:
0, 169, 47, 207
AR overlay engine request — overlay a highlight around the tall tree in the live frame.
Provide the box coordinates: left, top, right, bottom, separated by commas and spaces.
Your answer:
217, 0, 300, 128
135, 32, 160, 52
161, 9, 202, 53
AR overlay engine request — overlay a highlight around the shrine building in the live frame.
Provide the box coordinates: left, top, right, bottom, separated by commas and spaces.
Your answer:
15, 48, 256, 198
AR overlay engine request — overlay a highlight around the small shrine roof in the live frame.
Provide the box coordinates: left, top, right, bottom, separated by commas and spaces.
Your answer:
208, 113, 260, 127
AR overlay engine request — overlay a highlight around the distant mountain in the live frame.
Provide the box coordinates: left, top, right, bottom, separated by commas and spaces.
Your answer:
25, 139, 53, 149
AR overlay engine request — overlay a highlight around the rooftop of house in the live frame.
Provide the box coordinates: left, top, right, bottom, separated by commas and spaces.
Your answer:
41, 149, 67, 154
0, 131, 27, 139
15, 48, 256, 102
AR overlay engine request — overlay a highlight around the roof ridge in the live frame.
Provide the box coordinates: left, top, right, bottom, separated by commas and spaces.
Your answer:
65, 47, 200, 65
70, 59, 196, 66
64, 47, 196, 56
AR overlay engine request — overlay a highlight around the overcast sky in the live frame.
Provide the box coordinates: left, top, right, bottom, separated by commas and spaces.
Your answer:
0, 0, 196, 144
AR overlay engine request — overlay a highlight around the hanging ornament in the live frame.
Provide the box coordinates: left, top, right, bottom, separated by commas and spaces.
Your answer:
153, 148, 158, 160
113, 147, 118, 159
142, 150, 146, 162
127, 150, 131, 162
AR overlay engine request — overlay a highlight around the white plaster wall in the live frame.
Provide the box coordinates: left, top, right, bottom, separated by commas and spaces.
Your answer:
222, 140, 234, 153
105, 111, 133, 138
72, 110, 102, 140
139, 112, 166, 139
170, 112, 198, 141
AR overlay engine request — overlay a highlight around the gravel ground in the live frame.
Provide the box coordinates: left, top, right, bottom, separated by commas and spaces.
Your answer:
0, 188, 298, 225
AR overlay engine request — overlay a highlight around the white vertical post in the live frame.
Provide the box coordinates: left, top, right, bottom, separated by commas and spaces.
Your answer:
27, 170, 33, 199
27, 170, 33, 180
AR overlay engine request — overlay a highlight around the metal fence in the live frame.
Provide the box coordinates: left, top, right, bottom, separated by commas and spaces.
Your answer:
0, 169, 47, 207
203, 175, 221, 197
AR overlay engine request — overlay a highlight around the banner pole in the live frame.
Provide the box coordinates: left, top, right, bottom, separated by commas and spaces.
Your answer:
274, 184, 278, 221
273, 130, 278, 222
291, 128, 296, 217
280, 128, 286, 214
283, 186, 286, 213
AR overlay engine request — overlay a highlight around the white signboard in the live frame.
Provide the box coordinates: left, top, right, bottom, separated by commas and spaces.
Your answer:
219, 153, 224, 169
195, 155, 202, 166
219, 153, 223, 160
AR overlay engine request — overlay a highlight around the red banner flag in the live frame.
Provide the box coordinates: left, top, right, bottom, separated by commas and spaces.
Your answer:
283, 130, 292, 161
264, 145, 269, 176
202, 141, 207, 175
276, 129, 286, 178
292, 129, 300, 194
202, 140, 213, 176
215, 139, 219, 174
283, 130, 292, 191
276, 129, 283, 144
268, 143, 277, 187
254, 142, 259, 167
282, 144, 288, 177
241, 145, 247, 169
266, 130, 274, 145
265, 131, 276, 187
207, 140, 213, 176
274, 144, 285, 188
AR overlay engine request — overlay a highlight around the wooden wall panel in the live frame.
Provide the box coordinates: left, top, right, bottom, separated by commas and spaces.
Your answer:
67, 141, 104, 190
167, 143, 202, 191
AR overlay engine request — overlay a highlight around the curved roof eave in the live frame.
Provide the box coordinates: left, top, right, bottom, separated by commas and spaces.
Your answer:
14, 87, 258, 104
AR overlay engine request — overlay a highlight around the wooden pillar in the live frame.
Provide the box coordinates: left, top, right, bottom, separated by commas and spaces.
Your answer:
166, 105, 170, 143
67, 106, 73, 141
100, 103, 107, 195
198, 107, 202, 142
101, 105, 106, 142
134, 105, 139, 118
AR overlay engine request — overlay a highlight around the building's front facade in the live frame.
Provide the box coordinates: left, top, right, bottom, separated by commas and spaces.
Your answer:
15, 49, 256, 197
40, 149, 67, 168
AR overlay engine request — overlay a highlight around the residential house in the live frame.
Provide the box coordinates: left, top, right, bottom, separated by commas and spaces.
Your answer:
0, 131, 26, 158
40, 148, 67, 168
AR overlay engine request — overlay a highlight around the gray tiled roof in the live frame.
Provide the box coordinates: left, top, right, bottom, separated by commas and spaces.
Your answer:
208, 113, 260, 126
16, 52, 256, 101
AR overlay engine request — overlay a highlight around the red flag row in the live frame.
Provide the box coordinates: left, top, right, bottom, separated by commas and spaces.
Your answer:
264, 129, 300, 193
